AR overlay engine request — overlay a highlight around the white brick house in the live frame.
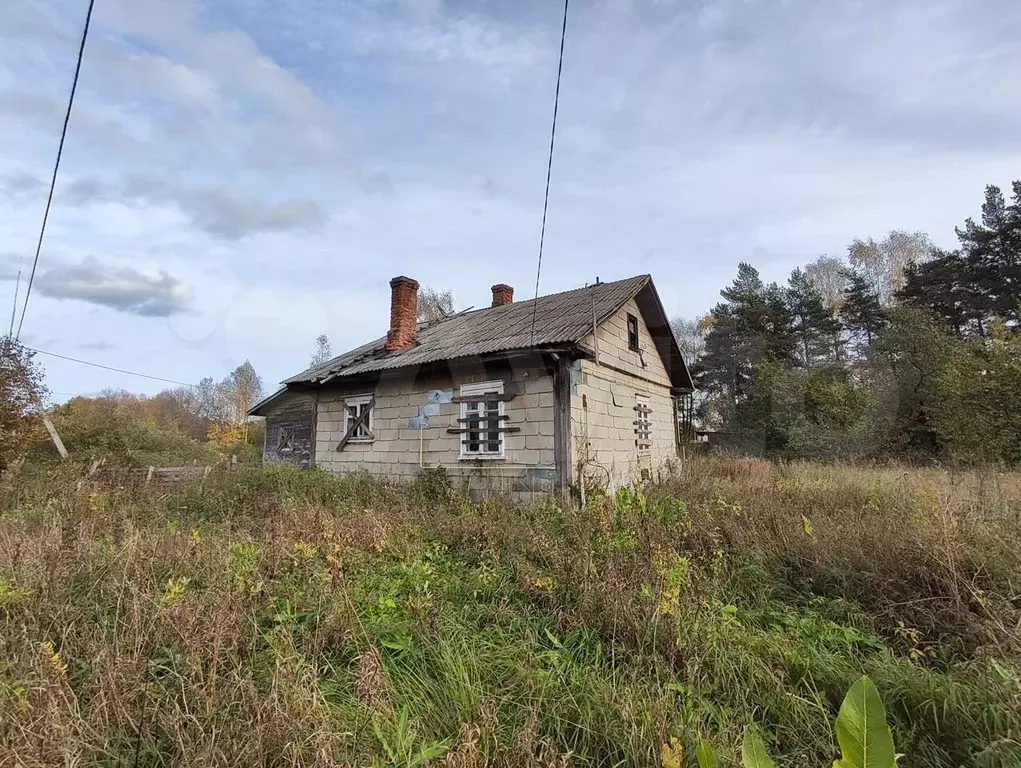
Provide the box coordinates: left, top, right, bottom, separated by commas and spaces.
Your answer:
250, 275, 693, 500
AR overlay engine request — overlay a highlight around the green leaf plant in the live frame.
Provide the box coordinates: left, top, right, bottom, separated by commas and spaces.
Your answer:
666, 676, 897, 768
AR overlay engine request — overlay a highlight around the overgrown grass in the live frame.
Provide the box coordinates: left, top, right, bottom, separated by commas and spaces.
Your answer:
1, 459, 1019, 766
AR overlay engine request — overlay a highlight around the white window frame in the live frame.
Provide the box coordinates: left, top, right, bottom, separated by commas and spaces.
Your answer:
635, 394, 651, 451
343, 394, 374, 443
458, 380, 506, 460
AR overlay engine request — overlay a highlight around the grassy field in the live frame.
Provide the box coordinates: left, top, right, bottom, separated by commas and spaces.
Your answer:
1, 458, 1019, 767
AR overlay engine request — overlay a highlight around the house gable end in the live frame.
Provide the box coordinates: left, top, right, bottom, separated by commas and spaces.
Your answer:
587, 281, 693, 392
632, 281, 694, 392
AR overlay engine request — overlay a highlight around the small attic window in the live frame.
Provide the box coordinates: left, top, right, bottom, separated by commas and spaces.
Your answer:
627, 313, 640, 351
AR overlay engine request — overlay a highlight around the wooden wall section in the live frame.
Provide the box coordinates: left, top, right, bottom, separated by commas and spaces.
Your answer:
262, 391, 316, 469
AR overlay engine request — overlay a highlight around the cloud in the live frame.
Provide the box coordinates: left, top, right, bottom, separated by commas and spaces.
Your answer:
0, 172, 44, 202
76, 340, 119, 351
359, 170, 395, 196
100, 0, 340, 136
3, 0, 1021, 398
389, 15, 545, 69
0, 90, 151, 149
115, 50, 221, 112
62, 178, 115, 206
62, 175, 328, 239
31, 257, 193, 317
0, 257, 21, 281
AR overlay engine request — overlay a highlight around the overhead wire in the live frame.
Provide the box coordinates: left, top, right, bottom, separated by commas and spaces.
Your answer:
15, 0, 97, 340
25, 346, 196, 388
528, 0, 570, 346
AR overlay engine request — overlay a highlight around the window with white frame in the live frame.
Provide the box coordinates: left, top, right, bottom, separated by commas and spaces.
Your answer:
635, 394, 651, 450
344, 394, 374, 442
459, 380, 505, 458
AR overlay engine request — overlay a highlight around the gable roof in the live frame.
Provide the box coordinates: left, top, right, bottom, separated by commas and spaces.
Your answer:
280, 274, 693, 392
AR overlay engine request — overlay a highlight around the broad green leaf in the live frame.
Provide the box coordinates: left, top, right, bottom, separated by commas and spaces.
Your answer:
696, 738, 718, 768
834, 676, 897, 768
742, 729, 777, 768
802, 515, 814, 535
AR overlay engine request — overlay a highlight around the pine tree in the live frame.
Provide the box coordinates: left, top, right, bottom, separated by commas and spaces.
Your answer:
786, 267, 842, 366
840, 269, 886, 351
955, 182, 1021, 327
760, 282, 799, 365
898, 249, 984, 338
696, 263, 796, 407
698, 305, 744, 402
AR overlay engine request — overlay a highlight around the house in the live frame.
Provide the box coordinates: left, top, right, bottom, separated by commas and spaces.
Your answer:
249, 275, 694, 500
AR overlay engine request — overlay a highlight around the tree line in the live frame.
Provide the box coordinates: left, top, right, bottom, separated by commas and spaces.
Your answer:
48, 360, 266, 462
0, 279, 462, 467
0, 340, 272, 467
677, 181, 1021, 464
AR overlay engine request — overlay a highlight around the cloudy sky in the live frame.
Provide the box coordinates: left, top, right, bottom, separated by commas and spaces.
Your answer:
2, 0, 1020, 399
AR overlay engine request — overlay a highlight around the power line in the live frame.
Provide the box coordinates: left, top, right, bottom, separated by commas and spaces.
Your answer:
26, 346, 196, 388
529, 0, 570, 346
15, 0, 96, 340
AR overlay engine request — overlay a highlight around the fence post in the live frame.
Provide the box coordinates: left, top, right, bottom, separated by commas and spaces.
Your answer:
230, 454, 237, 473
145, 466, 155, 487
200, 465, 212, 492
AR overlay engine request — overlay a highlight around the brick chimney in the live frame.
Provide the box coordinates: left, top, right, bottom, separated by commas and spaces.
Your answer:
491, 283, 514, 307
384, 276, 419, 351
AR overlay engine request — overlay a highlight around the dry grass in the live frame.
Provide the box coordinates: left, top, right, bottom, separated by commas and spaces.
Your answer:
0, 459, 1019, 767
656, 458, 1021, 651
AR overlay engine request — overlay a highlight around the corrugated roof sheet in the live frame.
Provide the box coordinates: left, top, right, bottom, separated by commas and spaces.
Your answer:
284, 275, 651, 384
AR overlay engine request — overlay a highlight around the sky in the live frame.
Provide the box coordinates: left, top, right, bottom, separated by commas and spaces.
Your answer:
2, 0, 1020, 401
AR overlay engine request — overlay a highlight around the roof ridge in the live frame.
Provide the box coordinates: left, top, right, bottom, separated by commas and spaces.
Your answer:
452, 274, 649, 319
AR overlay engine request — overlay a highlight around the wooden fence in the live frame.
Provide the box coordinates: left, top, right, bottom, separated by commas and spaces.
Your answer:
77, 455, 238, 491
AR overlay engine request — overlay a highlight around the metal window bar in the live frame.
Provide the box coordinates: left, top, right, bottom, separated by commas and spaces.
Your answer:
634, 399, 652, 448
459, 399, 506, 453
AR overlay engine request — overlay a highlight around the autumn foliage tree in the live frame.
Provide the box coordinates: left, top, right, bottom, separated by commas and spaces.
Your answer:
207, 361, 263, 445
0, 339, 47, 469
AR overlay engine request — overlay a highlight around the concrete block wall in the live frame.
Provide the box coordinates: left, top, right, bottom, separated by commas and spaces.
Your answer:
573, 298, 678, 490
314, 364, 557, 498
589, 297, 673, 387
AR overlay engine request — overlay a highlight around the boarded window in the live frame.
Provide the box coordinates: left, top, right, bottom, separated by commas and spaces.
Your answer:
278, 425, 295, 452
344, 395, 374, 442
627, 313, 640, 350
460, 381, 505, 458
635, 394, 651, 450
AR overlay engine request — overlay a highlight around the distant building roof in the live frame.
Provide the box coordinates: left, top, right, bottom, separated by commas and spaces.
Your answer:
264, 275, 692, 410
